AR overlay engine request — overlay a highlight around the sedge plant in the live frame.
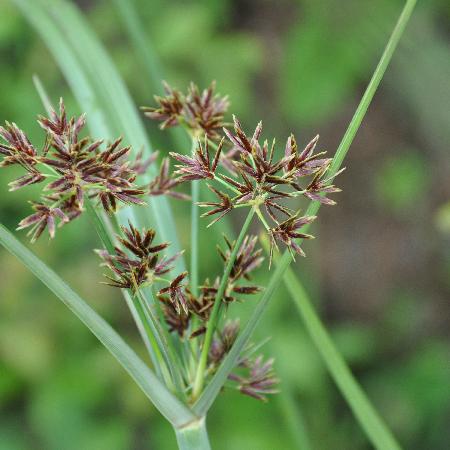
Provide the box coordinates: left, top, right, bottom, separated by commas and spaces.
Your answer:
0, 0, 416, 448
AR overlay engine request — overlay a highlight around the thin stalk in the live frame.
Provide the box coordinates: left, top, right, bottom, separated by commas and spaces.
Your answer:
84, 200, 169, 378
302, 0, 418, 223
175, 417, 211, 450
190, 182, 199, 294
193, 244, 293, 414
213, 174, 241, 195
32, 74, 53, 114
190, 146, 200, 295
84, 198, 115, 253
136, 288, 189, 393
132, 290, 172, 383
191, 208, 255, 400
255, 206, 270, 231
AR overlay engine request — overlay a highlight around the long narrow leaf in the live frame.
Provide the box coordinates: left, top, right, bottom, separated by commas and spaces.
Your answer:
43, 0, 182, 262
18, 1, 186, 388
193, 0, 416, 419
15, 0, 184, 272
283, 264, 401, 450
32, 74, 165, 377
0, 223, 196, 427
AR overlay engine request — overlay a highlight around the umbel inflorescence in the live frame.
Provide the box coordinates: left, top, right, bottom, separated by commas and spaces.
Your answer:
0, 82, 342, 403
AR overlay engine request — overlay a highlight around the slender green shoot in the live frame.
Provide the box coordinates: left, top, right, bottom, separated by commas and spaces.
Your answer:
0, 223, 196, 427
190, 138, 200, 296
192, 208, 255, 400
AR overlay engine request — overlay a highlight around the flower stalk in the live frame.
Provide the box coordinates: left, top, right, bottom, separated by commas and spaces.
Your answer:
192, 208, 255, 400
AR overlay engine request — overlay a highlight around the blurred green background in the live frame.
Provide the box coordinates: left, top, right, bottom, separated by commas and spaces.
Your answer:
1, 0, 449, 449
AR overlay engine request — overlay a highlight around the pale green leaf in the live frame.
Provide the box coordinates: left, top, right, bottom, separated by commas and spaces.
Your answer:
0, 223, 196, 427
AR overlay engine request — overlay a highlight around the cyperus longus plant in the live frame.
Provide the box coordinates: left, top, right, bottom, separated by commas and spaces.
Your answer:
1, 84, 340, 396
0, 83, 340, 442
0, 0, 416, 448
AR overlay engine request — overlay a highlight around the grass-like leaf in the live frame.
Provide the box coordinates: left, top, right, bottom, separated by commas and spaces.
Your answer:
193, 0, 417, 430
0, 223, 196, 427
281, 263, 401, 450
32, 75, 184, 387
14, 0, 185, 272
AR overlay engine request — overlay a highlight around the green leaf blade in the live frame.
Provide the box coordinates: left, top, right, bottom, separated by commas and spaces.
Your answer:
0, 223, 196, 427
14, 0, 185, 273
283, 265, 401, 450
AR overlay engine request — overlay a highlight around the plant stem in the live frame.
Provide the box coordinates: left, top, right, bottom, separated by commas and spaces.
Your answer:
131, 290, 170, 381
84, 198, 115, 253
32, 74, 54, 115
191, 208, 255, 400
255, 206, 270, 231
190, 180, 200, 296
174, 417, 211, 450
135, 288, 188, 394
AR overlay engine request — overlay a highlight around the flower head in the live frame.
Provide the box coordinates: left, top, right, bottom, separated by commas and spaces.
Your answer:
218, 235, 264, 283
142, 81, 184, 129
148, 157, 189, 200
170, 136, 224, 182
208, 320, 240, 365
158, 271, 189, 314
230, 355, 279, 402
142, 81, 229, 140
269, 213, 316, 265
304, 165, 344, 205
198, 185, 234, 227
97, 223, 178, 291
0, 99, 147, 241
184, 81, 229, 139
284, 133, 331, 177
17, 202, 68, 243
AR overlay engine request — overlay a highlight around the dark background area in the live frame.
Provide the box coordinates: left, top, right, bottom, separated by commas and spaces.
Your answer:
0, 0, 449, 449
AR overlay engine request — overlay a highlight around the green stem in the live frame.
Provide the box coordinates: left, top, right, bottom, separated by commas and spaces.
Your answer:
84, 198, 115, 253
190, 180, 199, 296
174, 417, 211, 450
131, 291, 169, 381
32, 74, 53, 115
255, 206, 270, 231
135, 289, 186, 395
302, 0, 418, 224
191, 208, 255, 400
271, 8, 418, 446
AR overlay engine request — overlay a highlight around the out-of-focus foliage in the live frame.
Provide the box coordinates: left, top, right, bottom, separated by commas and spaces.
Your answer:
0, 0, 449, 449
